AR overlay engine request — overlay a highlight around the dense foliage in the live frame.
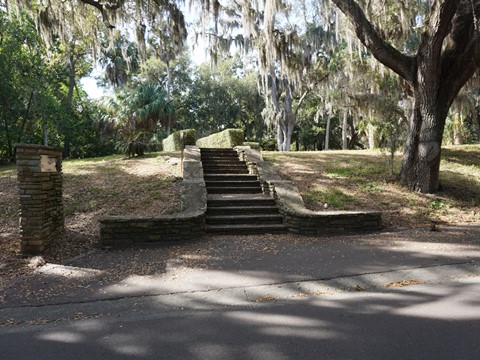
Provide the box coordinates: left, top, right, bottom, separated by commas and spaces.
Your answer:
0, 11, 111, 161
1, 1, 480, 194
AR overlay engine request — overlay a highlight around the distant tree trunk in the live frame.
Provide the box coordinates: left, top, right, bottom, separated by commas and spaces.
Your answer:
16, 90, 34, 144
3, 116, 14, 161
453, 111, 463, 145
64, 50, 78, 159
275, 78, 308, 152
348, 121, 360, 149
166, 59, 172, 135
279, 85, 294, 151
342, 110, 348, 150
368, 123, 377, 149
325, 117, 331, 150
475, 110, 480, 139
67, 53, 76, 105
332, 0, 480, 193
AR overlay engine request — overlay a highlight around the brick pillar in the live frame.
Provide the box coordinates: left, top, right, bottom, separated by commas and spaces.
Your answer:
16, 144, 64, 254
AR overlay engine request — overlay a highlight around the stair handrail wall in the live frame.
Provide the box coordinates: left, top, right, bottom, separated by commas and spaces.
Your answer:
182, 145, 207, 214
238, 148, 276, 198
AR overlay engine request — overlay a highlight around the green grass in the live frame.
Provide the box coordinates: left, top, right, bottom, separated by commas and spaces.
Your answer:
264, 145, 480, 227
359, 182, 386, 193
303, 187, 359, 210
0, 165, 15, 175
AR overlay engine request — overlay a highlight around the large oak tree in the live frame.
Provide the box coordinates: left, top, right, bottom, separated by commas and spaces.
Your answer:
331, 0, 480, 193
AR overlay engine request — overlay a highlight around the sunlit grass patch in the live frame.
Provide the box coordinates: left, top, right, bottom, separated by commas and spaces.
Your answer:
429, 198, 452, 211
323, 162, 385, 178
0, 165, 15, 175
359, 182, 386, 193
304, 187, 359, 210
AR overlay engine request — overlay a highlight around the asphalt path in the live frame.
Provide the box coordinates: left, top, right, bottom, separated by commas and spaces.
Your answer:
1, 226, 480, 359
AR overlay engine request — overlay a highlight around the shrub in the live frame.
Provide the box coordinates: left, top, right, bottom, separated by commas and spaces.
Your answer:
260, 138, 277, 151
163, 129, 196, 151
196, 129, 244, 148
242, 142, 261, 150
115, 140, 145, 157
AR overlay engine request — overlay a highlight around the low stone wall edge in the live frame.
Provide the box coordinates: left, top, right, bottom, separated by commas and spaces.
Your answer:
99, 211, 205, 248
240, 148, 383, 235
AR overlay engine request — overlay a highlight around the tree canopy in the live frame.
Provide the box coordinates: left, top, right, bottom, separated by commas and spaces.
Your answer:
1, 0, 480, 194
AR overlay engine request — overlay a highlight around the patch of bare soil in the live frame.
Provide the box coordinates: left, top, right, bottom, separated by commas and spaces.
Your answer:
0, 153, 182, 292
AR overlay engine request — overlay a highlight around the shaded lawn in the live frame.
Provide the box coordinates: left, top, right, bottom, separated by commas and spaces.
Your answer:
264, 145, 480, 228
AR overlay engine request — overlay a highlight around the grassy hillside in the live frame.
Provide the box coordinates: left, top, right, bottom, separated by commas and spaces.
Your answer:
1, 146, 478, 291
0, 152, 182, 289
264, 145, 480, 228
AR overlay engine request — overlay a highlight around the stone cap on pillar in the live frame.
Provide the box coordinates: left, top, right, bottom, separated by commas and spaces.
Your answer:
15, 143, 63, 154
16, 144, 63, 173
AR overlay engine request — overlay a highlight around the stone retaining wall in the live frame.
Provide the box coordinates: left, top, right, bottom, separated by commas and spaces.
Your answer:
281, 208, 382, 235
99, 213, 205, 247
16, 144, 64, 254
235, 146, 382, 235
99, 146, 206, 247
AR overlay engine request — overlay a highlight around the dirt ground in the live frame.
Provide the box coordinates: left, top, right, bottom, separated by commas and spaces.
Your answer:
1, 147, 479, 295
0, 153, 182, 292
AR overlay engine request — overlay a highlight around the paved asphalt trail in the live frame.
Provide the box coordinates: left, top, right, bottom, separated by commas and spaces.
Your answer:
1, 226, 480, 359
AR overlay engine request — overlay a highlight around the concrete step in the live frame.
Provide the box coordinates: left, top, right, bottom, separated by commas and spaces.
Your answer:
201, 154, 239, 158
206, 206, 280, 216
203, 166, 247, 172
203, 162, 246, 167
200, 148, 236, 152
207, 195, 277, 207
207, 187, 262, 194
203, 169, 249, 174
204, 174, 257, 181
206, 214, 284, 225
201, 148, 286, 235
202, 160, 244, 165
205, 180, 260, 187
205, 224, 288, 235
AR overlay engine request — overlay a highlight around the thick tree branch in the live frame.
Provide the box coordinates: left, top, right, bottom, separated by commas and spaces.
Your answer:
79, 0, 120, 28
441, 34, 480, 109
331, 0, 414, 83
419, 0, 459, 57
439, 0, 480, 109
416, 0, 459, 94
80, 0, 123, 11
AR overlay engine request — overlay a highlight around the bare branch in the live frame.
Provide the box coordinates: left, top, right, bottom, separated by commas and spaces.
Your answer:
294, 90, 309, 118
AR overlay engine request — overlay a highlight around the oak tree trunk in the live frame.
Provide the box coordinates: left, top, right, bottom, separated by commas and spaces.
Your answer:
332, 0, 480, 193
399, 93, 448, 193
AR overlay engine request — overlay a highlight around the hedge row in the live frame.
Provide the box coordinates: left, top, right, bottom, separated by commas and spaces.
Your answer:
162, 129, 196, 151
196, 129, 244, 148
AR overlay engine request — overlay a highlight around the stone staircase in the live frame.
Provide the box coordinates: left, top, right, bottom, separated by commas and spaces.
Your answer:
201, 148, 287, 235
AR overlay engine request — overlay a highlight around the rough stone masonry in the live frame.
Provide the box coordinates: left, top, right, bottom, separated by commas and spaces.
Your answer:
16, 144, 64, 254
